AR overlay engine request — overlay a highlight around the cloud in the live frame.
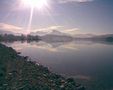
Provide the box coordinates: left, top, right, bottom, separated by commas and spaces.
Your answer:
57, 0, 93, 3
0, 23, 80, 36
61, 28, 80, 35
34, 25, 63, 32
31, 26, 80, 36
31, 25, 64, 35
0, 23, 24, 34
64, 28, 79, 32
0, 24, 64, 35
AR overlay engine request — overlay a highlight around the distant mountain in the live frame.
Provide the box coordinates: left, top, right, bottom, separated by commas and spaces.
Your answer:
91, 34, 113, 42
30, 30, 68, 36
40, 30, 73, 42
73, 33, 113, 40
49, 30, 68, 36
91, 34, 113, 39
93, 34, 113, 38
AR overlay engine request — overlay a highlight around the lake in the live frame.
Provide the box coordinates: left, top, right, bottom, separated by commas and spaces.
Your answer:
3, 40, 113, 90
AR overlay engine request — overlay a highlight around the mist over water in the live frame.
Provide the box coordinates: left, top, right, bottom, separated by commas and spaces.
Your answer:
3, 40, 113, 90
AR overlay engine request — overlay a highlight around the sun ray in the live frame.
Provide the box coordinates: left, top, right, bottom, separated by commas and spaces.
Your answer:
20, 0, 50, 34
27, 7, 34, 34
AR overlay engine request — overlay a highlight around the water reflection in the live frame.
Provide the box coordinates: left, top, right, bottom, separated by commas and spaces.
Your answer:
2, 40, 113, 90
3, 40, 112, 52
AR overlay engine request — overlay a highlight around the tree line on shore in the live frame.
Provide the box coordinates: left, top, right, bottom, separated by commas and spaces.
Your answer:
0, 34, 41, 42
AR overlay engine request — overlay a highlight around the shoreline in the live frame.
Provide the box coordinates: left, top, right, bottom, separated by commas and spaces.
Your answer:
0, 43, 85, 90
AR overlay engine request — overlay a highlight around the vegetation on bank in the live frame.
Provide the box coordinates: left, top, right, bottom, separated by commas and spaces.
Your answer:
0, 34, 40, 42
0, 43, 85, 90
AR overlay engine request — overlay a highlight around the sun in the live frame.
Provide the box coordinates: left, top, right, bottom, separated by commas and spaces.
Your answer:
20, 0, 50, 34
21, 0, 48, 9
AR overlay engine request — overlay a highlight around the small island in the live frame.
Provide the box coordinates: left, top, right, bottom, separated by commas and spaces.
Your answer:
0, 43, 85, 90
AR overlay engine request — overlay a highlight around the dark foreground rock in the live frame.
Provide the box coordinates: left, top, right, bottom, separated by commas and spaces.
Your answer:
0, 43, 85, 90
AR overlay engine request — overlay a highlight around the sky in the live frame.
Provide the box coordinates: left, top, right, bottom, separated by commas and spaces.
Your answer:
0, 0, 113, 35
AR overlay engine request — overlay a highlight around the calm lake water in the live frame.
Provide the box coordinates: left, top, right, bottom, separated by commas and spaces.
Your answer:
3, 40, 113, 90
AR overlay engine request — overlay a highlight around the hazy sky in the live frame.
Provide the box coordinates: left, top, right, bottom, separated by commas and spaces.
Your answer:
0, 0, 113, 35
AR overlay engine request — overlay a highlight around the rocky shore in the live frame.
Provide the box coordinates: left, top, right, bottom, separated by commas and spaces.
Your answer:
0, 43, 85, 90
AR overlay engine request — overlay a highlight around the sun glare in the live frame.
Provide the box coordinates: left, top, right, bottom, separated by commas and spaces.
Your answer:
22, 0, 48, 9
20, 0, 50, 34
